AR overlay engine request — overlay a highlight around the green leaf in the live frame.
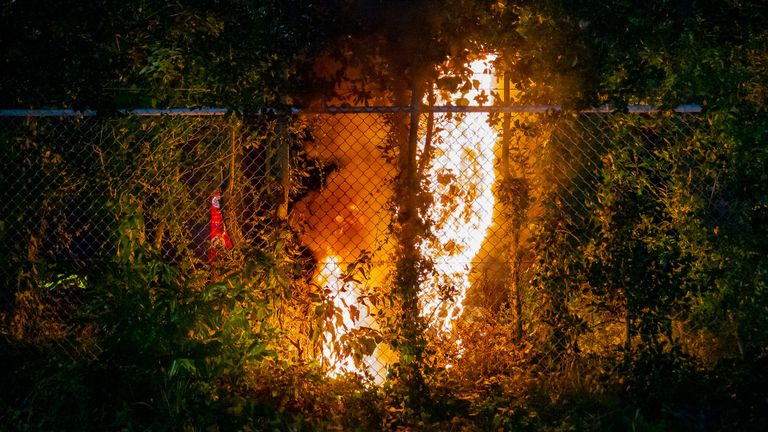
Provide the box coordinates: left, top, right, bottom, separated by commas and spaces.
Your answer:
169, 358, 197, 378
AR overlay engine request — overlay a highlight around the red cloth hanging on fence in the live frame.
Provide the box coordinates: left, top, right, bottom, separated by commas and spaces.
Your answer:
209, 190, 233, 262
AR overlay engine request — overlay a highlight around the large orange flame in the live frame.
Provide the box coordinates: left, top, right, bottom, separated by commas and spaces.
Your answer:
316, 55, 498, 379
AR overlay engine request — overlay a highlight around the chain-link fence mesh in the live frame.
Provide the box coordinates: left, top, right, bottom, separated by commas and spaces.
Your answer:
1, 107, 758, 385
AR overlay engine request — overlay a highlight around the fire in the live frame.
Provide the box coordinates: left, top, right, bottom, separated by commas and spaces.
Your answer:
314, 55, 499, 378
318, 255, 363, 374
317, 255, 386, 382
418, 55, 498, 332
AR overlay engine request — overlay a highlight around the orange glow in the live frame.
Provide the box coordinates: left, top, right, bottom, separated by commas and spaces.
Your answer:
291, 110, 394, 382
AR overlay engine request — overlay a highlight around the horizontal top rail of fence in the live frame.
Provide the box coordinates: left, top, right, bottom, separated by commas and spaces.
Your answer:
0, 104, 702, 117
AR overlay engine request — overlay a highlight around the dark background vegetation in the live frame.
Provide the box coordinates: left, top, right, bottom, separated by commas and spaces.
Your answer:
2, 0, 768, 430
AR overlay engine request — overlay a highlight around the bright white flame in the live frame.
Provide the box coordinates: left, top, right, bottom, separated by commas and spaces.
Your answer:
317, 255, 384, 382
419, 55, 498, 333
318, 255, 359, 375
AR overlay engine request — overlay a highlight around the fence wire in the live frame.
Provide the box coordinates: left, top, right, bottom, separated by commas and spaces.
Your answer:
1, 108, 754, 383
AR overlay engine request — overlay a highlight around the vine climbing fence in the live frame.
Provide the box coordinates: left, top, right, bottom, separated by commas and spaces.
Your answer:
1, 105, 759, 385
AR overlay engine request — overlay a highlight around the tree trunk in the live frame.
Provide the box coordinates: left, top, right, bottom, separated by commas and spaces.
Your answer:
625, 303, 632, 355
502, 73, 524, 340
392, 76, 427, 406
501, 73, 511, 177
276, 122, 291, 221
728, 309, 744, 359
510, 247, 524, 340
416, 88, 436, 181
223, 122, 244, 249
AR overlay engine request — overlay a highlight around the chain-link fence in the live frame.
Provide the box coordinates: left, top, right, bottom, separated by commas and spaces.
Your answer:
2, 106, 760, 385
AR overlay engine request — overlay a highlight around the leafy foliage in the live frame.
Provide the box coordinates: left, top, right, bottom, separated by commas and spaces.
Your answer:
2, 0, 768, 430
